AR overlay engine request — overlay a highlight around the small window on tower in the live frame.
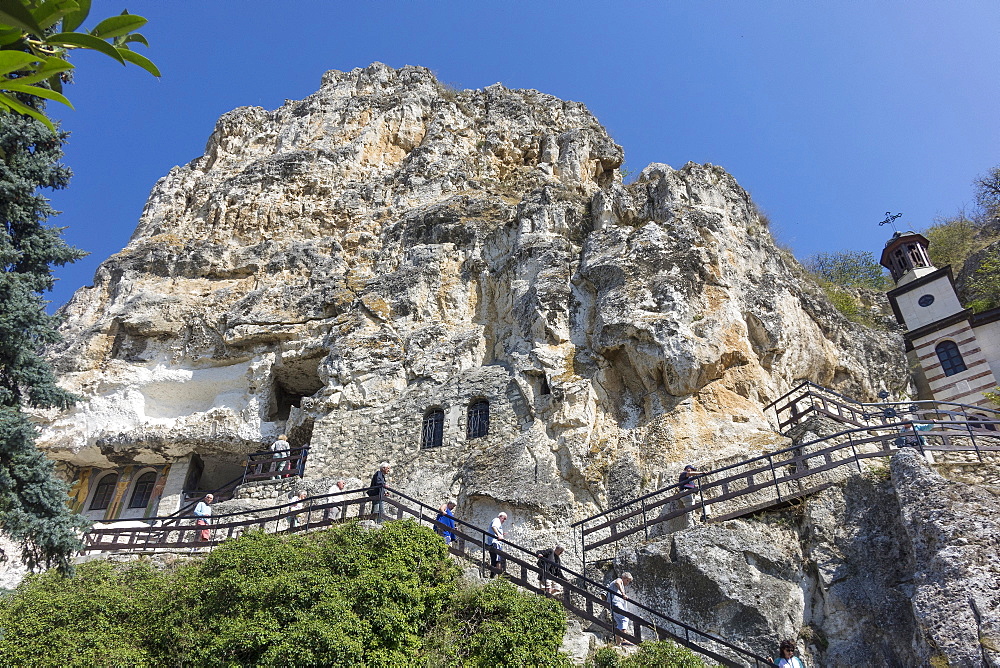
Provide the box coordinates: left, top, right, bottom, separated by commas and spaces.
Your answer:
918, 294, 935, 307
936, 341, 967, 377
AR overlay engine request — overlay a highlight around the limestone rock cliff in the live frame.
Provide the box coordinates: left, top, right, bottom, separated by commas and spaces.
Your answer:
39, 63, 909, 545
612, 441, 1000, 666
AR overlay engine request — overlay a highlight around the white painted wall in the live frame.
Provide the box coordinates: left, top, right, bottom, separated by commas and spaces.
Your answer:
896, 276, 964, 331
973, 322, 1000, 392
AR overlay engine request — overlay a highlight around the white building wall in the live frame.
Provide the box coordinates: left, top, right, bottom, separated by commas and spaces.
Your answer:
895, 277, 965, 331
912, 320, 998, 407
973, 322, 1000, 391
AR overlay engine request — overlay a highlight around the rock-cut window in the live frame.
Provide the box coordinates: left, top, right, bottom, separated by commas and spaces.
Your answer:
128, 471, 158, 509
936, 340, 967, 377
467, 399, 490, 439
89, 473, 119, 511
422, 408, 445, 449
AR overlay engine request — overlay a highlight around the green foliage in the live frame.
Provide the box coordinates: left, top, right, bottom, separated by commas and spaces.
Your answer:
924, 215, 988, 271
0, 0, 158, 130
803, 251, 889, 290
589, 640, 707, 667
982, 387, 1000, 407
420, 578, 569, 667
966, 248, 1000, 312
0, 108, 88, 571
0, 521, 570, 667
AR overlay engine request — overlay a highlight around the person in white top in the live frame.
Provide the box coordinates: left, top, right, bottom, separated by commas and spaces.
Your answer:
774, 639, 805, 668
486, 512, 507, 577
289, 490, 308, 529
326, 479, 347, 521
608, 571, 634, 644
193, 494, 213, 542
270, 434, 289, 474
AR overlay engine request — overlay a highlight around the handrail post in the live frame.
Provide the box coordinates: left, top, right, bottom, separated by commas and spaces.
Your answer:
696, 477, 708, 522
767, 454, 782, 502
848, 432, 863, 474
641, 497, 649, 541
965, 420, 984, 462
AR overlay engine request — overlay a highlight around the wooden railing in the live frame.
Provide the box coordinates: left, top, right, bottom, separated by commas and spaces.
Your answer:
241, 447, 309, 483
766, 381, 1000, 433
81, 486, 776, 667
573, 419, 1000, 564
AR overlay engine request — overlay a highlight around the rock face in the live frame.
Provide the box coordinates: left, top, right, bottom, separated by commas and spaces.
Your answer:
613, 448, 1000, 666
39, 63, 909, 549
892, 448, 1000, 668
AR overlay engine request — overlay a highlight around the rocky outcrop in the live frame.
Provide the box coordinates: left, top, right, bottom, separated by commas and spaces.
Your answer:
892, 448, 1000, 668
36, 63, 909, 553
613, 448, 1000, 666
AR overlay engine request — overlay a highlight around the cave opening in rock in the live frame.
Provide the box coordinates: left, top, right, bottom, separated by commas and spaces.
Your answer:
268, 355, 325, 422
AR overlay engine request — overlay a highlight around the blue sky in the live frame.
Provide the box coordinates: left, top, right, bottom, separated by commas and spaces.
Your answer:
44, 1, 1000, 309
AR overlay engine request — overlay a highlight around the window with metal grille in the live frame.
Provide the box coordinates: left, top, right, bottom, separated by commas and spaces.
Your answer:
128, 471, 158, 508
89, 473, 119, 511
467, 399, 489, 439
936, 341, 967, 377
422, 408, 444, 448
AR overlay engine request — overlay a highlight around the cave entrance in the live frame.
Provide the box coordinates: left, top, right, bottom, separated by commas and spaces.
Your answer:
268, 354, 325, 422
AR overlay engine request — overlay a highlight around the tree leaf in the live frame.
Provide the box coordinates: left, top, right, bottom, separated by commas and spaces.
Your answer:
117, 45, 159, 77
0, 0, 46, 36
2, 80, 72, 107
89, 13, 145, 39
32, 0, 81, 30
120, 32, 147, 48
4, 55, 73, 85
60, 0, 89, 32
0, 27, 24, 45
0, 50, 39, 76
46, 31, 125, 64
0, 92, 55, 131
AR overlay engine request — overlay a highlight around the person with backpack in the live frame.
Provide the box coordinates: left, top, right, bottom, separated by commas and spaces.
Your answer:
365, 462, 391, 519
434, 500, 457, 545
536, 544, 565, 595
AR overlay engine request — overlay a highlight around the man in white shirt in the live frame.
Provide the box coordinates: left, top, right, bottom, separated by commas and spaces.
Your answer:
326, 479, 347, 521
486, 511, 507, 577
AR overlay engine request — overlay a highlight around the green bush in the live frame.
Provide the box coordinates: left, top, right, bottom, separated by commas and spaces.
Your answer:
804, 251, 890, 291
589, 640, 707, 667
420, 578, 569, 667
0, 520, 568, 667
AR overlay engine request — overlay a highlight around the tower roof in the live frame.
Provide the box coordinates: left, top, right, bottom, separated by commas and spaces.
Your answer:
880, 231, 930, 268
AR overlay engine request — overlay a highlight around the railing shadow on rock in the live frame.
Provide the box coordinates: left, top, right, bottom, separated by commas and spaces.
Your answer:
81, 486, 776, 667
766, 381, 1000, 434
573, 419, 1000, 565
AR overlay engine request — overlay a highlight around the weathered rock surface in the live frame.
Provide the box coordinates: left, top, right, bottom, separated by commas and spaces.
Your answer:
613, 447, 1000, 666
37, 64, 908, 537
892, 448, 1000, 668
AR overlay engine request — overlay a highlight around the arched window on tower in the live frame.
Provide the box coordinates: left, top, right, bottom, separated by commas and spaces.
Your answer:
422, 408, 444, 449
935, 341, 967, 377
89, 473, 119, 511
128, 471, 158, 509
467, 399, 490, 439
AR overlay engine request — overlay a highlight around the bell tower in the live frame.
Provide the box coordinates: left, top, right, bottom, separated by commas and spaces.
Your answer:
881, 230, 998, 407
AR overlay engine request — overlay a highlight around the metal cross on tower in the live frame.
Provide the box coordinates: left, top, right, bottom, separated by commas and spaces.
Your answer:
879, 211, 903, 232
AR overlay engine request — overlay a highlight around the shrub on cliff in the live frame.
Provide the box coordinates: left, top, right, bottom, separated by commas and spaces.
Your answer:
0, 520, 569, 667
589, 640, 706, 667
